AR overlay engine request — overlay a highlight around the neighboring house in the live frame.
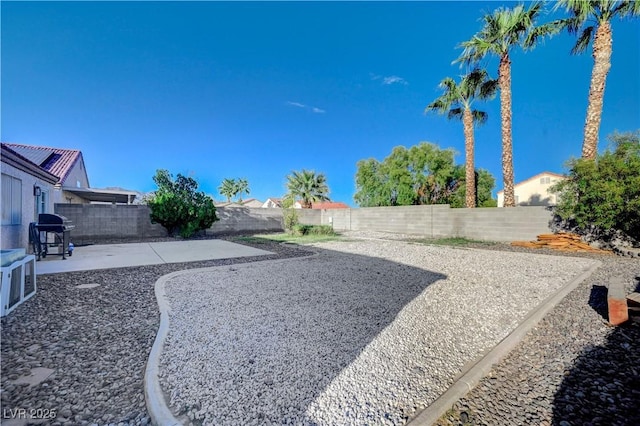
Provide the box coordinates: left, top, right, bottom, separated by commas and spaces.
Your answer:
215, 199, 263, 208
293, 201, 350, 209
497, 171, 565, 207
240, 198, 263, 208
310, 202, 349, 209
1, 142, 138, 249
261, 198, 282, 208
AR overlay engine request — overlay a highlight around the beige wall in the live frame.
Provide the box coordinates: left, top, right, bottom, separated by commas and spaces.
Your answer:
62, 159, 90, 188
1, 162, 56, 249
498, 173, 564, 207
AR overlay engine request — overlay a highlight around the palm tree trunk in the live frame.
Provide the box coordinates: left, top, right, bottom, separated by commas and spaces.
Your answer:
582, 21, 612, 160
462, 107, 476, 208
499, 53, 515, 207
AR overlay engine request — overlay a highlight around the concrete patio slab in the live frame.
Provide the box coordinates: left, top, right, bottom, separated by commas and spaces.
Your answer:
35, 240, 274, 275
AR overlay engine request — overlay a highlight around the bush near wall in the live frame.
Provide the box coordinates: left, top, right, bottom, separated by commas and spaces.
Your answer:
293, 224, 336, 236
551, 131, 640, 242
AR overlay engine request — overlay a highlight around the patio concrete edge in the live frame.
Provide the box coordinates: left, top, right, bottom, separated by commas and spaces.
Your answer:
143, 251, 319, 426
407, 259, 602, 426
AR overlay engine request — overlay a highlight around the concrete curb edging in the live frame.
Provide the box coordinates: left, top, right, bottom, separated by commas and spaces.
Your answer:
143, 251, 319, 426
144, 268, 183, 426
407, 259, 602, 426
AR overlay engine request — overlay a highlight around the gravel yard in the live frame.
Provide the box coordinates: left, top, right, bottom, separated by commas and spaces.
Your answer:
1, 232, 637, 426
158, 237, 596, 425
0, 238, 308, 426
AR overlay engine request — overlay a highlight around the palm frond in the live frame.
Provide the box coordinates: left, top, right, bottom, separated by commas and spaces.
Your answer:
572, 25, 594, 55
562, 15, 584, 35
439, 77, 458, 93
614, 0, 640, 17
524, 19, 564, 49
425, 99, 448, 115
447, 107, 464, 121
478, 78, 499, 100
471, 110, 488, 126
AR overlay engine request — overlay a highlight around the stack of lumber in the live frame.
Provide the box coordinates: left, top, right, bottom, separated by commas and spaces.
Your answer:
511, 232, 611, 253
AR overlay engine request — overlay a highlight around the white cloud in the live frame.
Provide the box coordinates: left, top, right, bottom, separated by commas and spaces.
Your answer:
382, 75, 408, 85
286, 101, 306, 108
286, 101, 326, 114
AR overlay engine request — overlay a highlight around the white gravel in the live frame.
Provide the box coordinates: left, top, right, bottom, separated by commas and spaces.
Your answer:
158, 238, 597, 425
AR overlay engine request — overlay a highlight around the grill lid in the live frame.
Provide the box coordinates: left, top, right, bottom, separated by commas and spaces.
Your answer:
38, 213, 71, 225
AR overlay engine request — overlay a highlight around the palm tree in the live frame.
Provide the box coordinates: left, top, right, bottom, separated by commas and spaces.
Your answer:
218, 178, 237, 203
286, 169, 330, 208
235, 178, 250, 203
425, 68, 498, 208
456, 2, 556, 207
556, 0, 640, 159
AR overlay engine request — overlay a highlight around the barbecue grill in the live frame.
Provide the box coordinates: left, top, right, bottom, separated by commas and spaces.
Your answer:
31, 213, 75, 260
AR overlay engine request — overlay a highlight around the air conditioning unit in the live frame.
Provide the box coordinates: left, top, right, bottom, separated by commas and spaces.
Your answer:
1, 249, 37, 317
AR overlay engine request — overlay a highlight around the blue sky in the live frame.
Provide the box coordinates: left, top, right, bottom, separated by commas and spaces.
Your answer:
2, 1, 639, 206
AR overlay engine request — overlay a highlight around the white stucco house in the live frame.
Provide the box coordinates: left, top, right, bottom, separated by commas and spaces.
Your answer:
497, 171, 565, 207
261, 198, 282, 208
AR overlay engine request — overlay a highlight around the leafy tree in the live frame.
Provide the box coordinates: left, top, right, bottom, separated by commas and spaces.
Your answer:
425, 68, 498, 208
550, 130, 640, 239
555, 0, 640, 159
450, 169, 498, 208
456, 2, 559, 207
218, 178, 237, 203
235, 178, 250, 203
354, 142, 496, 207
218, 178, 250, 203
147, 169, 218, 238
285, 169, 330, 208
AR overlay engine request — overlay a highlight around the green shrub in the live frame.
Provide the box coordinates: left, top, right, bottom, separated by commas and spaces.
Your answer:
551, 131, 640, 240
147, 169, 219, 238
292, 224, 336, 236
282, 208, 299, 234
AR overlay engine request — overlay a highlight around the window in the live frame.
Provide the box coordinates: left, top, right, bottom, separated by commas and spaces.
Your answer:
540, 177, 551, 184
1, 174, 22, 225
36, 189, 48, 215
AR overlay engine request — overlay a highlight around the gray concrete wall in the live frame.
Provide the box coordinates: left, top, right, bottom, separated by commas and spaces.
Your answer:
211, 207, 285, 234
304, 205, 554, 242
52, 203, 553, 244
54, 204, 293, 243
55, 204, 167, 244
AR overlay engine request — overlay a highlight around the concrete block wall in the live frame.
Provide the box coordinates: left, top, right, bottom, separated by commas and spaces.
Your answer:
55, 204, 291, 242
296, 209, 322, 226
55, 204, 167, 243
212, 207, 285, 234
54, 203, 553, 243
350, 206, 433, 235
306, 205, 554, 242
449, 207, 553, 241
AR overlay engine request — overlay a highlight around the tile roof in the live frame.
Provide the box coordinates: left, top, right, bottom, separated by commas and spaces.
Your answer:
311, 202, 349, 209
1, 143, 59, 183
2, 143, 83, 184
